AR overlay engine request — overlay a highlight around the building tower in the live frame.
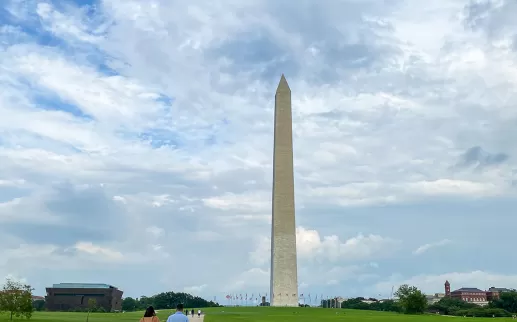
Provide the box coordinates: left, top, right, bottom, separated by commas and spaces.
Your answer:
269, 75, 299, 307
445, 280, 451, 297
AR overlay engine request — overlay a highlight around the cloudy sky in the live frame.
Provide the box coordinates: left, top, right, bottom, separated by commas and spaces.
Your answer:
1, 0, 517, 302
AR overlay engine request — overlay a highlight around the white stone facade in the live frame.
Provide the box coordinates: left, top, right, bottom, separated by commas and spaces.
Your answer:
270, 75, 298, 307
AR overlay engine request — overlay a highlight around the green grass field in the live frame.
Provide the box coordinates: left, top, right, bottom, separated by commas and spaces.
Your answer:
0, 307, 515, 322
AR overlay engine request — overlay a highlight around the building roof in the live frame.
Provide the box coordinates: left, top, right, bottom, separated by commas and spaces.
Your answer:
453, 288, 485, 293
50, 283, 116, 289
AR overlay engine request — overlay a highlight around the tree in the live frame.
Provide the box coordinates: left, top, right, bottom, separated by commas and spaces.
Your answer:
394, 284, 427, 314
87, 298, 97, 311
134, 292, 219, 310
32, 299, 45, 312
428, 296, 477, 315
86, 298, 97, 322
339, 297, 401, 313
490, 291, 517, 313
122, 297, 137, 311
0, 278, 34, 320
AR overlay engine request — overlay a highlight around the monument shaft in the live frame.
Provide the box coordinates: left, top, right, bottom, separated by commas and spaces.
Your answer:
270, 75, 298, 307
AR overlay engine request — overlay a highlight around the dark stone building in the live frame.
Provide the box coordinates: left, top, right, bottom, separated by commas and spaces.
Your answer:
45, 283, 123, 312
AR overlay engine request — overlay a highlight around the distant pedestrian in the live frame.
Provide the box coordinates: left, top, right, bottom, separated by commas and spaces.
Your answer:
197, 310, 201, 317
191, 309, 194, 317
140, 306, 160, 322
166, 303, 188, 322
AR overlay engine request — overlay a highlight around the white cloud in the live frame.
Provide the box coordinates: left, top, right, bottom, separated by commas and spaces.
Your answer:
151, 195, 172, 208
71, 242, 124, 261
0, 179, 25, 186
36, 2, 100, 44
112, 195, 126, 203
202, 191, 270, 212
184, 284, 208, 295
3, 274, 28, 284
250, 227, 399, 265
413, 239, 452, 255
224, 268, 270, 293
248, 236, 271, 266
3, 244, 60, 261
297, 227, 400, 262
407, 180, 502, 197
0, 197, 61, 224
145, 226, 164, 238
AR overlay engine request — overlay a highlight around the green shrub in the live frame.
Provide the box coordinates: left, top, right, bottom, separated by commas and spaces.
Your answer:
455, 308, 511, 317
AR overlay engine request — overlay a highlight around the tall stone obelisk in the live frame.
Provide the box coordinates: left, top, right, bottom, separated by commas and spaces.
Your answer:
270, 74, 298, 307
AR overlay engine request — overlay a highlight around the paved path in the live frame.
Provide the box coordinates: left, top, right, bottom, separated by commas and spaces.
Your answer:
190, 314, 204, 321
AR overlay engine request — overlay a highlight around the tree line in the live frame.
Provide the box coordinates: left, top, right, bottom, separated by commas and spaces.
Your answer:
336, 297, 401, 312
337, 284, 517, 317
121, 292, 220, 311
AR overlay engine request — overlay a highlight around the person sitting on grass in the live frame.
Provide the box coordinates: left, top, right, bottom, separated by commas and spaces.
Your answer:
166, 303, 189, 322
140, 306, 160, 322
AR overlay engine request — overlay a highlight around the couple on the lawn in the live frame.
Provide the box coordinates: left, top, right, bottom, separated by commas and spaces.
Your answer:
140, 304, 201, 322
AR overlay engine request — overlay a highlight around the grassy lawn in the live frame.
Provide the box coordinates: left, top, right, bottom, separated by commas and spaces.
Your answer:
203, 307, 515, 321
0, 307, 515, 322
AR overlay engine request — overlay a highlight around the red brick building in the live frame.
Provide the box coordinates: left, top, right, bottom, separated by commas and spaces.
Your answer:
450, 287, 487, 303
444, 281, 515, 306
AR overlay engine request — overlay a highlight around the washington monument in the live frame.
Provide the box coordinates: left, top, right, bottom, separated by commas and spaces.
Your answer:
270, 74, 298, 307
